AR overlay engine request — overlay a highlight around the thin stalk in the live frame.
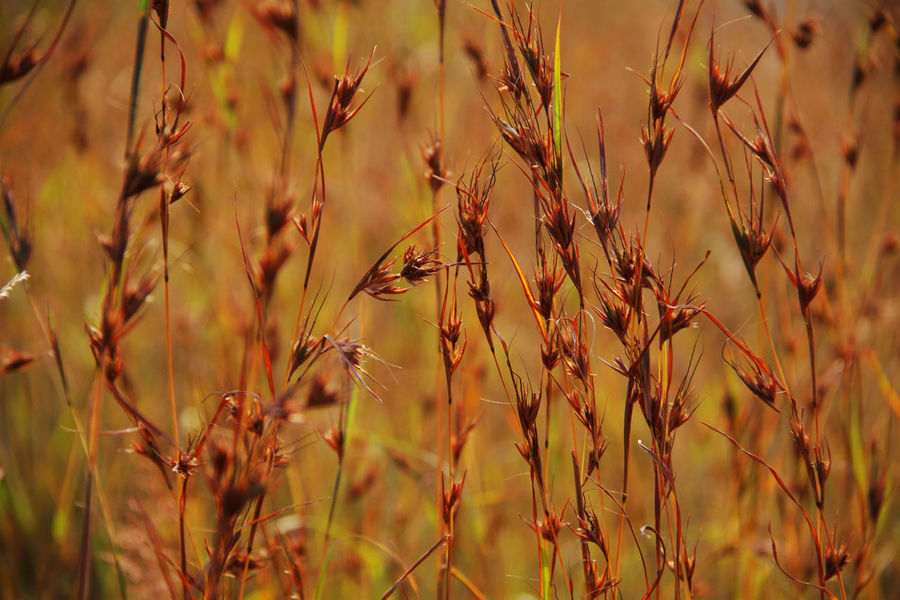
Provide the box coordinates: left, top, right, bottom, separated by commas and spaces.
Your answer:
613, 379, 635, 580
434, 0, 448, 582
76, 471, 93, 600
440, 282, 455, 600
802, 309, 821, 444
238, 452, 274, 599
431, 189, 445, 520
155, 19, 186, 595
323, 397, 349, 546
285, 152, 325, 388
177, 477, 188, 600
543, 371, 553, 507
531, 479, 546, 599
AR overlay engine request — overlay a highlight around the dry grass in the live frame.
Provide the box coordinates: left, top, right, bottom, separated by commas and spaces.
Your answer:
1, 1, 898, 598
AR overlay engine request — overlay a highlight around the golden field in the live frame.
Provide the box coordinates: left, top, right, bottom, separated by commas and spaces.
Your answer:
1, 1, 898, 598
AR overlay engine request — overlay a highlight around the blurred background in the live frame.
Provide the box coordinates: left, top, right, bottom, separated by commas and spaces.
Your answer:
1, 0, 898, 598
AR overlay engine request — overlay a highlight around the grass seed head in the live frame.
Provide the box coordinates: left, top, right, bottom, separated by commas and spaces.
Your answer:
395, 68, 417, 121
463, 35, 490, 81
250, 0, 299, 44
289, 334, 321, 378
400, 245, 443, 285
792, 18, 820, 49
536, 510, 565, 543
320, 52, 374, 149
0, 347, 36, 374
439, 298, 466, 377
440, 473, 466, 526
574, 509, 607, 555
535, 254, 564, 321
322, 427, 345, 459
456, 156, 497, 258
265, 182, 295, 239
0, 48, 38, 86
306, 373, 340, 409
725, 349, 779, 411
825, 542, 850, 581
467, 279, 495, 342
541, 335, 560, 371
122, 271, 157, 322
256, 242, 293, 302
0, 177, 33, 271
708, 27, 769, 114
593, 288, 629, 343
422, 135, 446, 194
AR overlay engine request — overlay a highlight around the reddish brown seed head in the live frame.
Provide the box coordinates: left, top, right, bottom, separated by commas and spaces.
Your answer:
462, 35, 490, 81
725, 348, 779, 411
400, 245, 443, 285
450, 403, 479, 467
557, 318, 591, 387
171, 450, 201, 480
824, 542, 850, 581
250, 0, 299, 44
170, 181, 192, 204
352, 257, 406, 301
319, 52, 374, 149
791, 18, 820, 49
256, 243, 293, 301
467, 279, 494, 338
422, 136, 446, 194
130, 423, 167, 474
0, 347, 36, 374
440, 474, 466, 526
293, 213, 310, 243
536, 511, 565, 543
797, 268, 822, 312
439, 299, 466, 377
535, 254, 564, 322
0, 49, 38, 86
0, 177, 33, 271
869, 8, 888, 33
708, 29, 770, 115
593, 288, 629, 343
513, 377, 541, 431
880, 232, 898, 256
743, 0, 765, 19
649, 75, 682, 123
541, 330, 560, 371
641, 122, 674, 176
395, 69, 417, 121
306, 373, 340, 409
152, 0, 170, 28
289, 334, 321, 378
841, 137, 860, 170
122, 271, 157, 322
573, 508, 606, 552
456, 168, 494, 259
322, 427, 345, 459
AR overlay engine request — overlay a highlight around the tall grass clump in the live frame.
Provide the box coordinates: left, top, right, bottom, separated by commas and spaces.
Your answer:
0, 1, 898, 598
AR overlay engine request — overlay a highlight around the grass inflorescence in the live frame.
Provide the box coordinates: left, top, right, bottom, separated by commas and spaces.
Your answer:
0, 1, 898, 598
